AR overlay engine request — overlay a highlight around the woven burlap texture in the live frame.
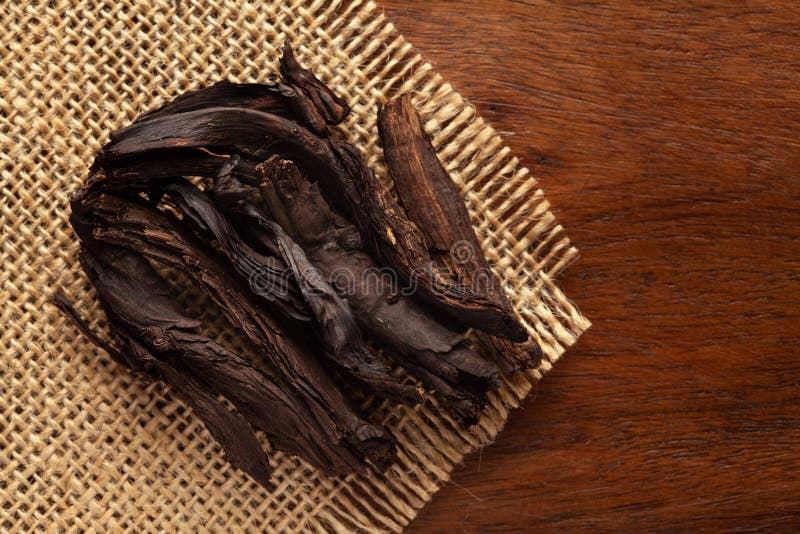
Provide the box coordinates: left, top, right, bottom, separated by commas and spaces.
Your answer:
1, 0, 590, 531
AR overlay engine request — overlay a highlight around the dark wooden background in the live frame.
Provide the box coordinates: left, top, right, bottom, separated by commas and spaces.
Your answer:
379, 1, 800, 531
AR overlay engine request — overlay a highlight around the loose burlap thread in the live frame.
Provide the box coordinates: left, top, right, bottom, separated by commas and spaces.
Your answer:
0, 0, 590, 531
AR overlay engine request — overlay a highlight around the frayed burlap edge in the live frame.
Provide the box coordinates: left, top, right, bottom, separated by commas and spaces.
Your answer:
0, 0, 590, 531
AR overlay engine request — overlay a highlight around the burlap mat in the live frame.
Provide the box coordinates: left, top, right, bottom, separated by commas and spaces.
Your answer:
1, 0, 590, 531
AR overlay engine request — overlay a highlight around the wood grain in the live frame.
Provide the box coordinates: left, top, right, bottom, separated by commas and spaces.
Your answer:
379, 1, 800, 531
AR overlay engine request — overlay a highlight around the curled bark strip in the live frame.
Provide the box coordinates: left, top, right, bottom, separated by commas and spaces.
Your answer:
134, 80, 331, 136
379, 94, 535, 360
95, 148, 257, 187
152, 359, 275, 488
50, 284, 274, 488
378, 96, 522, 324
133, 44, 348, 135
473, 331, 543, 374
133, 81, 303, 126
96, 108, 360, 216
279, 43, 350, 125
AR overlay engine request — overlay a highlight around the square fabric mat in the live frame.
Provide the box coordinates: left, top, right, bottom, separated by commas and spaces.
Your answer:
1, 0, 590, 531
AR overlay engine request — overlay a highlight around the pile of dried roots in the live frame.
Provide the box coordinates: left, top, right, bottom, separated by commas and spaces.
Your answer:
54, 44, 541, 488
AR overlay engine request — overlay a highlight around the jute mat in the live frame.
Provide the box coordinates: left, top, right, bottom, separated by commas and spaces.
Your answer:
0, 0, 590, 531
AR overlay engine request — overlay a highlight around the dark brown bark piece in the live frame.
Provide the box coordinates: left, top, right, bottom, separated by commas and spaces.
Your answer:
379, 94, 539, 367
94, 148, 258, 188
134, 81, 293, 123
132, 40, 351, 136
402, 362, 485, 424
49, 286, 274, 488
133, 80, 331, 136
153, 357, 274, 489
473, 331, 543, 374
95, 108, 356, 215
279, 43, 350, 125
377, 95, 528, 342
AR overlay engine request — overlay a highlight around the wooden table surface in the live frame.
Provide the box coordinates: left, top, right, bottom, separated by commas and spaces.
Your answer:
379, 1, 800, 531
